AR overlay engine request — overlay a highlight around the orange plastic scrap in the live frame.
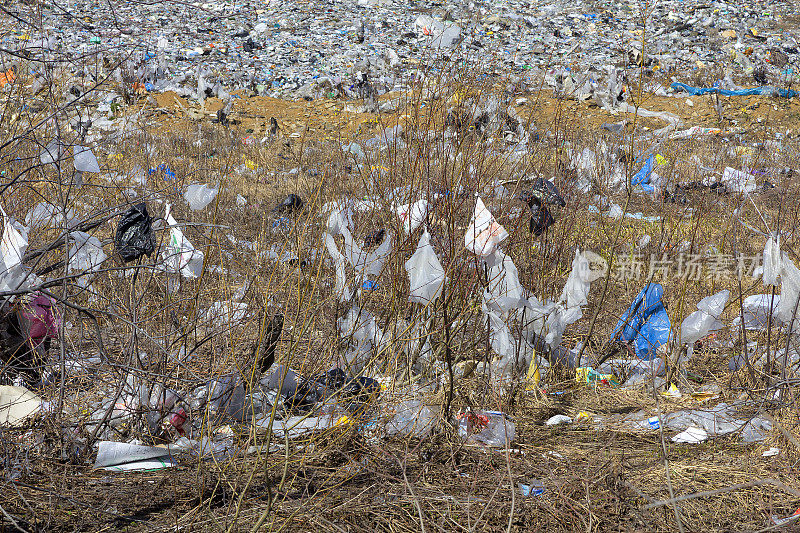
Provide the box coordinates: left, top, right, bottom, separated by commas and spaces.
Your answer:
0, 68, 16, 88
131, 82, 146, 94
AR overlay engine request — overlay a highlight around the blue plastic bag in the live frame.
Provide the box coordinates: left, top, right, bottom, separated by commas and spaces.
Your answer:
671, 82, 798, 99
612, 283, 672, 360
632, 155, 655, 193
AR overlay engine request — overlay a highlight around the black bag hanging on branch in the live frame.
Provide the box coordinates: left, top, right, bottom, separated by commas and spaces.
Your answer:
115, 203, 155, 262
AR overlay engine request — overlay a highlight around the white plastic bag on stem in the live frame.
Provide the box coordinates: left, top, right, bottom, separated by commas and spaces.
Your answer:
484, 250, 526, 313
560, 249, 592, 309
405, 229, 446, 304
1, 207, 27, 273
763, 235, 781, 286
73, 146, 101, 173
163, 204, 204, 279
0, 207, 29, 295
776, 253, 800, 331
341, 226, 392, 278
323, 232, 351, 302
68, 231, 107, 273
395, 199, 429, 235
465, 197, 508, 257
681, 290, 729, 359
184, 184, 218, 211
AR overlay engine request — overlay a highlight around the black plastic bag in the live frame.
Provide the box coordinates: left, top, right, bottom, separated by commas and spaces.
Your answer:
115, 203, 155, 262
520, 178, 565, 236
273, 194, 304, 215
529, 203, 555, 236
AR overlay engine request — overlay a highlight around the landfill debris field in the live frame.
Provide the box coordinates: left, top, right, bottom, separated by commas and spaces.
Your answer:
2, 0, 800, 532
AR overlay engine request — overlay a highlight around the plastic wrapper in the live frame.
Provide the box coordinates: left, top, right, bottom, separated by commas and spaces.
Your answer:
405, 230, 446, 304
458, 410, 515, 447
385, 399, 437, 438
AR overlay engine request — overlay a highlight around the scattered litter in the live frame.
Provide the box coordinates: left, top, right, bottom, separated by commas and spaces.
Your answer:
546, 414, 572, 426
671, 426, 708, 444
0, 386, 42, 427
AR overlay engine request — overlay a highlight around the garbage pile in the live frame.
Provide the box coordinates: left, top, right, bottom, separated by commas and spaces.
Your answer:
0, 6, 798, 523
0, 0, 797, 103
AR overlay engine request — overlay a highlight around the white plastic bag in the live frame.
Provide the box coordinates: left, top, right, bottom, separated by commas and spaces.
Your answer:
337, 306, 385, 373
163, 204, 204, 279
722, 167, 757, 194
1, 207, 27, 275
323, 232, 352, 302
560, 249, 592, 309
184, 184, 218, 211
68, 231, 107, 274
739, 294, 781, 330
324, 203, 353, 236
763, 235, 781, 286
484, 250, 526, 313
671, 426, 708, 444
405, 230, 446, 304
341, 226, 392, 278
484, 305, 517, 370
464, 197, 508, 256
776, 252, 800, 329
681, 290, 728, 358
25, 203, 76, 229
73, 146, 101, 173
39, 139, 66, 166
395, 199, 429, 235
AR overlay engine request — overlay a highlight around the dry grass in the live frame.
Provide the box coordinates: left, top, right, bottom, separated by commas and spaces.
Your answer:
1, 50, 799, 533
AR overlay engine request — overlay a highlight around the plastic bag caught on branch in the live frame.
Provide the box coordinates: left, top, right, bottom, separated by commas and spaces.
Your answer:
68, 231, 107, 274
115, 203, 156, 263
162, 204, 204, 279
681, 290, 729, 359
465, 197, 508, 257
763, 235, 781, 286
405, 230, 445, 304
341, 225, 392, 278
